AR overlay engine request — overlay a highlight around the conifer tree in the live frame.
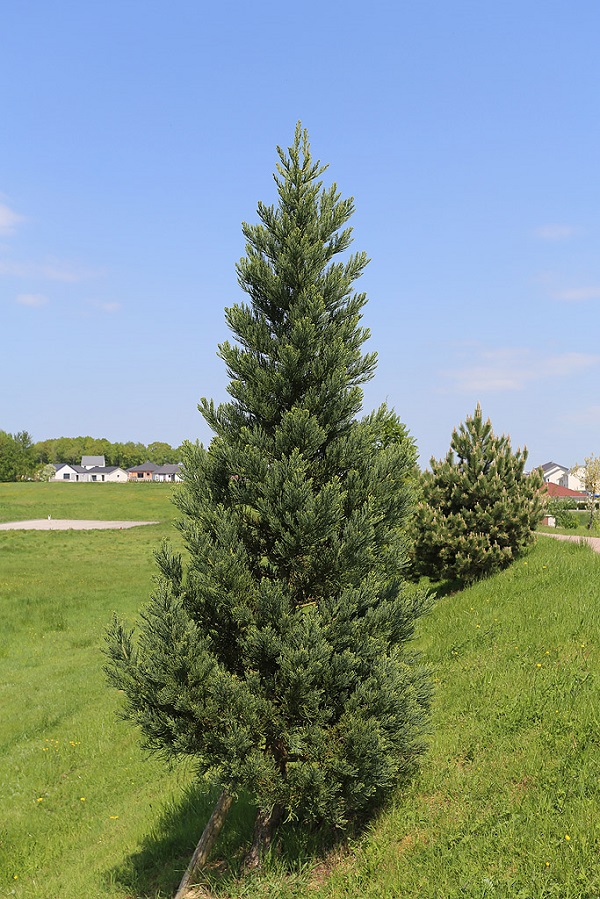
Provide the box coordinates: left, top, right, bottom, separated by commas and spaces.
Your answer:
105, 125, 430, 868
412, 404, 544, 584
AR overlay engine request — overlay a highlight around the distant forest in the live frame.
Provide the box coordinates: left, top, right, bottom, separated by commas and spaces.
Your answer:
0, 430, 185, 482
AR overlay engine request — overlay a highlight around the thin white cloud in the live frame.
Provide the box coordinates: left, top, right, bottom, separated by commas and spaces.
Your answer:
564, 404, 600, 426
553, 286, 600, 302
0, 257, 102, 282
17, 293, 48, 308
0, 202, 25, 236
445, 347, 600, 393
98, 301, 121, 313
543, 352, 600, 377
534, 224, 576, 241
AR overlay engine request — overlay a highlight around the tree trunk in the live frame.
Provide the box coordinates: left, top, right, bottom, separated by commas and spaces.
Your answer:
242, 804, 284, 872
174, 789, 233, 899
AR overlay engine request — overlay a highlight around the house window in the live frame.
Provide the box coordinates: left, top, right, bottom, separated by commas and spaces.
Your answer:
137, 472, 143, 478
63, 473, 70, 480
92, 475, 97, 482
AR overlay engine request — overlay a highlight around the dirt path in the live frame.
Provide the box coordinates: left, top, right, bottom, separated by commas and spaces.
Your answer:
0, 519, 159, 530
537, 531, 600, 554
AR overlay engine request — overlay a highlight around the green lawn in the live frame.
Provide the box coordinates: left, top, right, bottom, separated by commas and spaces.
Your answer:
539, 523, 600, 539
0, 482, 178, 523
1, 485, 599, 898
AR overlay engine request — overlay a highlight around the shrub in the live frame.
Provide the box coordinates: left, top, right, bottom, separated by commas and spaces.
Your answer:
411, 405, 544, 584
547, 500, 579, 529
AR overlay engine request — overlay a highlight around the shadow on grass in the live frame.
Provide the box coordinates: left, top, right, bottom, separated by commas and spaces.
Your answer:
106, 781, 343, 898
107, 782, 255, 898
430, 578, 463, 599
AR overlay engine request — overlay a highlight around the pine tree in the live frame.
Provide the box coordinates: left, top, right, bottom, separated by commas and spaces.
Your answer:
105, 125, 430, 868
412, 404, 544, 584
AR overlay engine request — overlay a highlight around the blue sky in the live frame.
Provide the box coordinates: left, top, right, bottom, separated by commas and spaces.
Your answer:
2, 1, 599, 468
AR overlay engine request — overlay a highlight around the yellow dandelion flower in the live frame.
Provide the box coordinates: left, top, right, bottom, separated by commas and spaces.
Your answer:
37, 797, 44, 802
565, 834, 570, 841
537, 663, 542, 668
80, 797, 86, 802
109, 815, 119, 819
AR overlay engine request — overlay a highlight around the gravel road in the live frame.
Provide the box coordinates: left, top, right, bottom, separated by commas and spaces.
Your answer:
537, 532, 600, 553
0, 519, 159, 530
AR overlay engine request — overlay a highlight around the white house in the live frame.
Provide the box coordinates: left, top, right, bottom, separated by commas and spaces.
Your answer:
52, 462, 128, 483
540, 461, 584, 492
81, 455, 106, 469
153, 463, 182, 482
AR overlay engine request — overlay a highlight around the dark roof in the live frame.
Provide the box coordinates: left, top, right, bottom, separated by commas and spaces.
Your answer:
126, 462, 182, 473
127, 461, 159, 472
81, 455, 106, 467
55, 463, 124, 474
154, 463, 181, 474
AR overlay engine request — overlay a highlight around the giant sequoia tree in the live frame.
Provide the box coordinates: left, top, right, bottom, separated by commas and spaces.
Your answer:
105, 126, 430, 869
412, 404, 544, 584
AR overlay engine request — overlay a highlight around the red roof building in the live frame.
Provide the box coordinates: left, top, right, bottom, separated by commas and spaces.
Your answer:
542, 482, 586, 498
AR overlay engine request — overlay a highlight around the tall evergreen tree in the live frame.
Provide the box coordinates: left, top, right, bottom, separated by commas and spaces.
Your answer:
105, 125, 430, 867
412, 404, 544, 584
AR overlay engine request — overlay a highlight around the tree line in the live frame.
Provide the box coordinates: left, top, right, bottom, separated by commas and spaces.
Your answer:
0, 431, 183, 481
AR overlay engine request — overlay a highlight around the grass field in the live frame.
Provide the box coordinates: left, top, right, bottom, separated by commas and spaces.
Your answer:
1, 485, 599, 898
0, 482, 178, 524
539, 523, 600, 539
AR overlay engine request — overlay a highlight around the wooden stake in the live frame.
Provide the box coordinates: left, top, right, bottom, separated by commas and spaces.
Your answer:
174, 788, 233, 899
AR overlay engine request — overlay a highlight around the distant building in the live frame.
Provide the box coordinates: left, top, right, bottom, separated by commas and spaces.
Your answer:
540, 461, 584, 492
52, 462, 128, 483
542, 482, 586, 500
51, 456, 182, 483
81, 455, 106, 469
127, 462, 182, 482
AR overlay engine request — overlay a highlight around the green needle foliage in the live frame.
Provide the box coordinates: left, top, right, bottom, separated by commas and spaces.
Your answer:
105, 125, 430, 860
412, 404, 544, 585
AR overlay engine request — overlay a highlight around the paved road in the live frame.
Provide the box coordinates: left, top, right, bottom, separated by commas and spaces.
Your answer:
537, 531, 600, 554
0, 519, 159, 530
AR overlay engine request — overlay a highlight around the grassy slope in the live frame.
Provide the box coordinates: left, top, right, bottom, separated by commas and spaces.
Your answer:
1, 483, 599, 898
316, 536, 600, 899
